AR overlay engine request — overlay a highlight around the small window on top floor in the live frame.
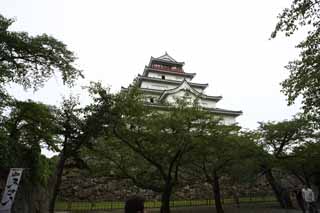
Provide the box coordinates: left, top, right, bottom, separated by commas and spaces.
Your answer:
150, 97, 154, 103
161, 75, 165, 80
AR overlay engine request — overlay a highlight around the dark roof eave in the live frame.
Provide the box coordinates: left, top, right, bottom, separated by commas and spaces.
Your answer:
205, 108, 243, 117
202, 96, 222, 102
151, 58, 185, 66
122, 86, 222, 102
122, 87, 163, 94
144, 102, 170, 107
144, 103, 242, 117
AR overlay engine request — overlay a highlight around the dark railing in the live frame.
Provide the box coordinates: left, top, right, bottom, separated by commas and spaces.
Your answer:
55, 196, 277, 211
151, 64, 184, 73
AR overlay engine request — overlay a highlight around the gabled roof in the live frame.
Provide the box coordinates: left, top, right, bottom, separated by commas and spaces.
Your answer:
159, 79, 222, 102
157, 52, 178, 63
148, 52, 185, 66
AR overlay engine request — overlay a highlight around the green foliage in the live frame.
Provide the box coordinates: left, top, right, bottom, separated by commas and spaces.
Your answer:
4, 100, 58, 160
0, 138, 10, 169
0, 14, 85, 211
187, 126, 260, 184
0, 100, 59, 184
282, 141, 320, 184
272, 1, 320, 115
257, 115, 320, 187
257, 116, 314, 158
0, 13, 82, 123
88, 87, 218, 195
55, 87, 114, 158
38, 155, 56, 185
0, 13, 83, 184
46, 88, 115, 213
272, 0, 320, 38
0, 14, 83, 91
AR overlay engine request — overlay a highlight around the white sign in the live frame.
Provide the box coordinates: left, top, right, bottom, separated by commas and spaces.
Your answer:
0, 168, 24, 213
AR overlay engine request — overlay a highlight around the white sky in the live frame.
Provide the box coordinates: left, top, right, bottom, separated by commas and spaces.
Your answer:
3, 0, 303, 130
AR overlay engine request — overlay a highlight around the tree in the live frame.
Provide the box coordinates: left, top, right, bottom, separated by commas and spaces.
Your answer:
257, 116, 314, 208
282, 141, 320, 187
0, 13, 83, 212
0, 100, 59, 212
186, 126, 258, 213
0, 83, 113, 213
0, 11, 82, 169
271, 1, 320, 116
0, 100, 58, 178
0, 13, 82, 119
92, 88, 216, 213
48, 83, 114, 213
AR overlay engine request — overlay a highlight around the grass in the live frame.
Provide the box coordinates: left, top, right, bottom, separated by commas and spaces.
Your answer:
55, 196, 277, 211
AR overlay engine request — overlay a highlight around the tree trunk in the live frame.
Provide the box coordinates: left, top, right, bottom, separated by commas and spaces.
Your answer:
48, 152, 67, 213
231, 186, 240, 208
294, 190, 305, 212
212, 172, 224, 213
160, 184, 173, 213
264, 168, 293, 209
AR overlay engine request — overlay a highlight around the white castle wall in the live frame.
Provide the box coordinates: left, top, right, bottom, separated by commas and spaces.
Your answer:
164, 91, 217, 109
199, 99, 216, 108
220, 116, 236, 125
140, 81, 205, 94
141, 81, 175, 90
148, 71, 192, 81
138, 68, 239, 125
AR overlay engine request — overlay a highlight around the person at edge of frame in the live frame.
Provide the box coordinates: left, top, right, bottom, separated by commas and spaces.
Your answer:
125, 195, 147, 213
302, 184, 318, 213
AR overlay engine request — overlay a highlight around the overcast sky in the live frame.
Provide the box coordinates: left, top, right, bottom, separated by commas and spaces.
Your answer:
3, 0, 304, 130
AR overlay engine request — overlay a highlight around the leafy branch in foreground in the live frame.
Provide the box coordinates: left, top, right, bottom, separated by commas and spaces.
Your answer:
271, 1, 320, 116
0, 14, 83, 91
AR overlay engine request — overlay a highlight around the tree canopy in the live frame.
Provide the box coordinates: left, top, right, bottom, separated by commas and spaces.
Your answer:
272, 1, 320, 116
256, 115, 318, 208
87, 87, 221, 213
0, 14, 82, 95
185, 126, 259, 213
0, 13, 83, 213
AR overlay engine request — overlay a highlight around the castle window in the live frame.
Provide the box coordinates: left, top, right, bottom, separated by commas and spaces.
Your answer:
150, 97, 154, 103
161, 75, 165, 80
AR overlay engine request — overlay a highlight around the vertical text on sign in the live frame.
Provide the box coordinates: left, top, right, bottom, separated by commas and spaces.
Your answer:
0, 168, 24, 212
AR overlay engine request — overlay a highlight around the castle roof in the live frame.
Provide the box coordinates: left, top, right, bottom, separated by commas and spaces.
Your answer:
121, 86, 163, 95
143, 102, 242, 117
159, 80, 222, 102
149, 52, 185, 67
142, 67, 196, 79
121, 53, 242, 119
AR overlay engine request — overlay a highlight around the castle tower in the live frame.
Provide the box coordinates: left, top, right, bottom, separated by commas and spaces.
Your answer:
122, 52, 242, 124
